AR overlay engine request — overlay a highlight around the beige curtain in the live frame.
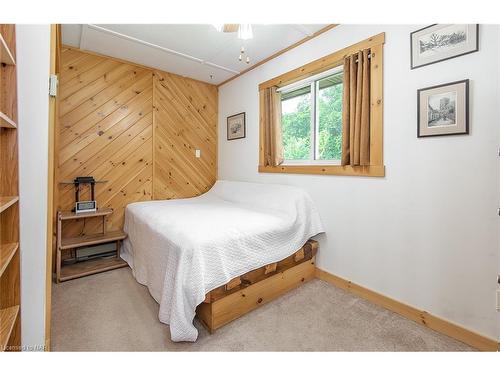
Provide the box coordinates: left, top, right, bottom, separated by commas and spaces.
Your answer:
341, 49, 371, 166
263, 86, 284, 167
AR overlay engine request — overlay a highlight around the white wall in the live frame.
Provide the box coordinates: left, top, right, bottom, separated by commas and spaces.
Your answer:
218, 25, 500, 340
17, 24, 51, 350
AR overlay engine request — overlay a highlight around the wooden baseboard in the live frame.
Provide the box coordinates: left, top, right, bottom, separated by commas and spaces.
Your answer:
315, 268, 500, 352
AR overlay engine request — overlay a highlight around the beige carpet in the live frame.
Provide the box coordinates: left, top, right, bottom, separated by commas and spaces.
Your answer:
51, 267, 474, 351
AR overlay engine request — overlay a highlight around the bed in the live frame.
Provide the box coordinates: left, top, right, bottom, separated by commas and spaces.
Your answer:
122, 180, 324, 342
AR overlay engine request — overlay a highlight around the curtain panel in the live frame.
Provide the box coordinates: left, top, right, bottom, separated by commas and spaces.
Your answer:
341, 49, 371, 166
263, 86, 284, 167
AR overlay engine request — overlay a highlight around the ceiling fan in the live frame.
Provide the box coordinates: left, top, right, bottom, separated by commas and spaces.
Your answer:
212, 24, 253, 40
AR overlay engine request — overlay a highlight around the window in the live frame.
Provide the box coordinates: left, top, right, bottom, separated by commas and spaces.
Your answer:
280, 66, 343, 164
258, 32, 385, 177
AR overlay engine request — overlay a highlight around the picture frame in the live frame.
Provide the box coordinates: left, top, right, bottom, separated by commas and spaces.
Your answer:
417, 79, 469, 138
410, 24, 479, 69
227, 112, 246, 140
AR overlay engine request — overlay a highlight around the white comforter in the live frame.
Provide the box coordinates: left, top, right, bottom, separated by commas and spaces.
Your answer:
122, 180, 324, 342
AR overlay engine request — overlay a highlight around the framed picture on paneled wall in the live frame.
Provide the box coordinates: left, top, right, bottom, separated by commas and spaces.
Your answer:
227, 112, 246, 140
417, 79, 469, 137
411, 24, 479, 69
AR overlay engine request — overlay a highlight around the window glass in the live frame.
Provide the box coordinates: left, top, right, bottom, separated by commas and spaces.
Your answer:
281, 86, 311, 160
280, 70, 343, 163
317, 73, 343, 160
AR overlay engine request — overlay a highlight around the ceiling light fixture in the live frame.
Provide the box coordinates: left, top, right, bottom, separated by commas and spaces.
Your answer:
211, 24, 253, 64
239, 46, 250, 64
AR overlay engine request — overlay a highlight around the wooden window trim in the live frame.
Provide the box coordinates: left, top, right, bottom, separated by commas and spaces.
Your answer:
259, 32, 385, 177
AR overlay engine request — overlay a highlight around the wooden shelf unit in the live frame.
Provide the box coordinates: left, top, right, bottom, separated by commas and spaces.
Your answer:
0, 111, 16, 129
0, 24, 21, 351
0, 33, 15, 65
0, 243, 19, 277
0, 196, 18, 213
60, 230, 127, 250
0, 305, 19, 351
59, 257, 127, 282
56, 209, 127, 282
59, 207, 113, 221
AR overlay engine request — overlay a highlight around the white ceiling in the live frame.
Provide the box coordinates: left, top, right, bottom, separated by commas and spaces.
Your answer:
61, 24, 329, 85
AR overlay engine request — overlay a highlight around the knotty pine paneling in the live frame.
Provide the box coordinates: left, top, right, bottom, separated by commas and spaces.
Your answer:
56, 47, 218, 237
153, 70, 217, 199
57, 48, 153, 236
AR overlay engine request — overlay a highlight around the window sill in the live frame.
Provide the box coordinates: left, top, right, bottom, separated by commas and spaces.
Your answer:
258, 164, 385, 177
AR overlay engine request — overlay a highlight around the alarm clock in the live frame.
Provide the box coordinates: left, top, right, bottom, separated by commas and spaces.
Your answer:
75, 200, 97, 214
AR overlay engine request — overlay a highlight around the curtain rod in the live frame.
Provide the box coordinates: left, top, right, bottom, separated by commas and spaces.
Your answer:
275, 52, 372, 92
350, 52, 372, 63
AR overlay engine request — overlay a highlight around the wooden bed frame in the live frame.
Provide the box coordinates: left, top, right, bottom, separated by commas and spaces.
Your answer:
196, 240, 318, 333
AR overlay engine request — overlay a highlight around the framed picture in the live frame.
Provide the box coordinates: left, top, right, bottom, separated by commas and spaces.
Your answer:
227, 112, 246, 140
417, 79, 469, 138
411, 24, 479, 69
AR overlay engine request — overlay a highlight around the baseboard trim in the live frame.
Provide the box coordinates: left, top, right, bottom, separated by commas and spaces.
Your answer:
315, 268, 500, 352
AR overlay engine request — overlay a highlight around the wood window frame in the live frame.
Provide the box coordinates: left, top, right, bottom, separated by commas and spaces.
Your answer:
258, 32, 385, 177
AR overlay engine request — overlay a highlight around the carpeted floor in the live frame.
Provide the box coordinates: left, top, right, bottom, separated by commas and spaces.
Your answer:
51, 267, 474, 351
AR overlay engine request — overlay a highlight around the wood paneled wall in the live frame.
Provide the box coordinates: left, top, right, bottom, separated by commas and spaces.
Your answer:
56, 47, 217, 236
153, 71, 217, 199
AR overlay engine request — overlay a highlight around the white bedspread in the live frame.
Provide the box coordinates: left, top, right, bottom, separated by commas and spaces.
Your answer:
122, 180, 324, 342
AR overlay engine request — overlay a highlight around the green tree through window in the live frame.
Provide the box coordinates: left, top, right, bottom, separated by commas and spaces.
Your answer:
281, 71, 343, 162
318, 82, 343, 160
281, 91, 311, 160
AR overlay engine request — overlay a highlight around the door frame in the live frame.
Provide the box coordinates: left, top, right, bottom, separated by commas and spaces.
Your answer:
45, 23, 61, 351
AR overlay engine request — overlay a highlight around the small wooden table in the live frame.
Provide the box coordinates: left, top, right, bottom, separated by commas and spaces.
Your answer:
56, 208, 128, 283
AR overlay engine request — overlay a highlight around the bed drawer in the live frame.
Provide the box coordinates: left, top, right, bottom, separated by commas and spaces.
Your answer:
196, 255, 316, 333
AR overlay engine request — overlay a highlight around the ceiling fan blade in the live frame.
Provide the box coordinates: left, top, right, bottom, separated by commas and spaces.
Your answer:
223, 24, 239, 33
